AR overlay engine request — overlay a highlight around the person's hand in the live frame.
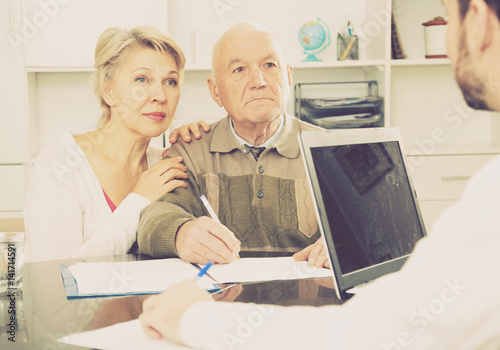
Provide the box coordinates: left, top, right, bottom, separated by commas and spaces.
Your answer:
168, 120, 210, 144
84, 295, 148, 331
211, 284, 243, 302
139, 279, 213, 344
132, 157, 188, 202
313, 278, 336, 290
176, 217, 241, 264
293, 238, 330, 269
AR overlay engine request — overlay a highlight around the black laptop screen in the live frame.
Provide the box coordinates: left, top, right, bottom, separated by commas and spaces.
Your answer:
310, 141, 425, 275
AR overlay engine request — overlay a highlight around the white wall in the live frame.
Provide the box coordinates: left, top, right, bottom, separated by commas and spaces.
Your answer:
167, 0, 371, 66
391, 65, 494, 149
35, 72, 99, 148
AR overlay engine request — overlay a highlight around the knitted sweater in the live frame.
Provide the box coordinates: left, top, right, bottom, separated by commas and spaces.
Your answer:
137, 114, 322, 258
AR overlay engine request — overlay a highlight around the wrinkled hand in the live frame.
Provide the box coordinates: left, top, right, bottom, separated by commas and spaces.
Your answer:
293, 238, 330, 269
139, 280, 213, 344
176, 217, 241, 264
169, 120, 210, 144
132, 157, 188, 202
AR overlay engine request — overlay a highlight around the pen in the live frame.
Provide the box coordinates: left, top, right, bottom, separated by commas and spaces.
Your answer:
200, 195, 241, 260
196, 261, 213, 279
340, 36, 356, 61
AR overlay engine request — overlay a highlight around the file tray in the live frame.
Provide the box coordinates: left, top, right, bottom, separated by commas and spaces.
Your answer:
295, 81, 383, 129
309, 113, 382, 129
301, 96, 382, 117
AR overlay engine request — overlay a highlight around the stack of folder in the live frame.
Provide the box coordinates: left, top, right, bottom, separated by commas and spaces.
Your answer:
295, 81, 384, 129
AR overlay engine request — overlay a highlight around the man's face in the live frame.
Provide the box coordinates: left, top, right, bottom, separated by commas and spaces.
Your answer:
210, 30, 292, 126
443, 0, 491, 110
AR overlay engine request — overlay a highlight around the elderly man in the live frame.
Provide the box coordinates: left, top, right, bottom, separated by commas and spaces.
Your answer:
139, 0, 500, 348
137, 23, 326, 265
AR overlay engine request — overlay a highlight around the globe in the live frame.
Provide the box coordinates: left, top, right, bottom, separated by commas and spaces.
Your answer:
298, 18, 331, 62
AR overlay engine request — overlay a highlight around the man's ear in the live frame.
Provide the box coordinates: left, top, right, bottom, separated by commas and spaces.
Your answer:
286, 65, 293, 89
101, 81, 116, 108
207, 76, 223, 107
467, 0, 495, 56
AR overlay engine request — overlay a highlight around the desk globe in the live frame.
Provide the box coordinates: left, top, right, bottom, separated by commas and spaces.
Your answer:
298, 18, 331, 62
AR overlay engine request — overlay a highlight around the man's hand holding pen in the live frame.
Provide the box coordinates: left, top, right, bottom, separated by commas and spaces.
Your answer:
175, 216, 241, 265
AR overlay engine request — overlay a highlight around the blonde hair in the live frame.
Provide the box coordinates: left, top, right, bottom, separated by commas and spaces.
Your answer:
93, 26, 186, 127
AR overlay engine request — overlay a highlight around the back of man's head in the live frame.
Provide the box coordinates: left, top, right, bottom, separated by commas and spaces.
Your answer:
450, 0, 500, 112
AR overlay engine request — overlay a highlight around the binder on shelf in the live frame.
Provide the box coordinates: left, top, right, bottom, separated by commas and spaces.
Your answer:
294, 81, 383, 129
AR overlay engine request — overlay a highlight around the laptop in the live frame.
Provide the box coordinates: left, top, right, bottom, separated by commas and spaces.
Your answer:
299, 127, 427, 300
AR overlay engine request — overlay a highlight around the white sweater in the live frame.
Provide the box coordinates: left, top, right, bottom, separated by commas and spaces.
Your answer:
179, 155, 500, 350
24, 132, 162, 262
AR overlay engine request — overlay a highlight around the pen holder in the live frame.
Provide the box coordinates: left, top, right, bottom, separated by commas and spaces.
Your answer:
337, 34, 359, 61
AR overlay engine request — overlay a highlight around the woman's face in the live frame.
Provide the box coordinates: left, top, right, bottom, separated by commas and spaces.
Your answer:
106, 47, 181, 138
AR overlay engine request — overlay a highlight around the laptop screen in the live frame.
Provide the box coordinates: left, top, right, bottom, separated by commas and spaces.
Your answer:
310, 141, 425, 275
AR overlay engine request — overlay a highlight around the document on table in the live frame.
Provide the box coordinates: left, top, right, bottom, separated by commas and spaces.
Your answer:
63, 256, 332, 298
58, 319, 190, 350
205, 257, 332, 283
65, 258, 219, 297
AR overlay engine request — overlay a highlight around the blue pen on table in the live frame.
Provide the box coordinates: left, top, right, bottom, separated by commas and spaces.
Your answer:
196, 261, 213, 279
200, 195, 241, 260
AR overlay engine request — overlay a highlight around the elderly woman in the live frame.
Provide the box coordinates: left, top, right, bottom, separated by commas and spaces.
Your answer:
24, 26, 205, 262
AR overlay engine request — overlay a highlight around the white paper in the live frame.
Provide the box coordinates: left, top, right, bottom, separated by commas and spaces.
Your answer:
206, 257, 332, 283
67, 259, 218, 296
58, 319, 191, 350
67, 257, 332, 297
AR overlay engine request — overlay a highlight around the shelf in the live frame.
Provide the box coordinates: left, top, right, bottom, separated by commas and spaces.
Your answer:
390, 58, 450, 67
25, 60, 388, 73
26, 59, 447, 73
405, 143, 500, 156
26, 66, 214, 73
291, 60, 386, 69
0, 212, 24, 219
25, 66, 95, 73
27, 65, 215, 73
186, 60, 387, 71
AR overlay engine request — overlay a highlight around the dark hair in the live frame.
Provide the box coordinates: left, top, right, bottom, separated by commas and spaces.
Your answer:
459, 0, 500, 19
